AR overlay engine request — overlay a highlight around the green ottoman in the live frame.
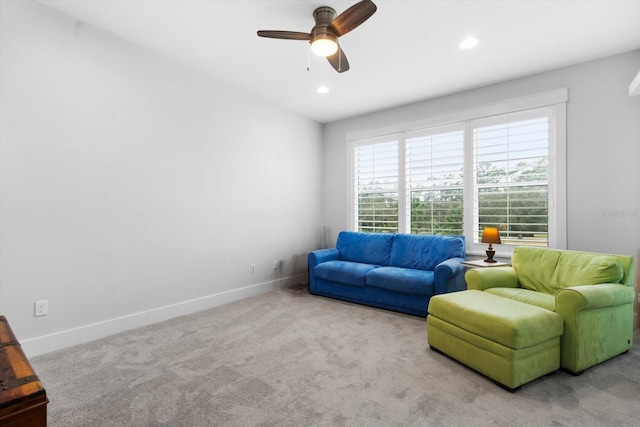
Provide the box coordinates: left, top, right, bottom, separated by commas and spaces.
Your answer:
427, 290, 563, 391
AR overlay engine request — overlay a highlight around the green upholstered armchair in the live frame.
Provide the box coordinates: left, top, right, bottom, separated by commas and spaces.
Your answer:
465, 247, 635, 374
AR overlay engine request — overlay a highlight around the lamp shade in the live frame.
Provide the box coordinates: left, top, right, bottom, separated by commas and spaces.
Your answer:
481, 227, 501, 244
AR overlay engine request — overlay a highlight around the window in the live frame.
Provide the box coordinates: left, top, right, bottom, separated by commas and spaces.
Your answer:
347, 89, 567, 253
405, 125, 465, 235
353, 138, 399, 233
472, 110, 550, 246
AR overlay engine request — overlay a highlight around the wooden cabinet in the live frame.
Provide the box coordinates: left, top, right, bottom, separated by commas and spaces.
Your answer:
0, 316, 48, 427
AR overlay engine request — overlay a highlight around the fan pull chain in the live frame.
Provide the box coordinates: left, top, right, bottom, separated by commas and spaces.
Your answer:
307, 44, 310, 71
338, 40, 341, 72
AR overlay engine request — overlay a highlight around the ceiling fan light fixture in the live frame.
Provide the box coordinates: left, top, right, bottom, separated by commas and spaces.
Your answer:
310, 27, 338, 57
311, 38, 338, 56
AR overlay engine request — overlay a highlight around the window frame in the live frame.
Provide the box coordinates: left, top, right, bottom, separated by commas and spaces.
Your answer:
346, 89, 568, 256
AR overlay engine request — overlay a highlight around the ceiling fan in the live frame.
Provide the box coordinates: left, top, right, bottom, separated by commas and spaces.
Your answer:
257, 0, 377, 73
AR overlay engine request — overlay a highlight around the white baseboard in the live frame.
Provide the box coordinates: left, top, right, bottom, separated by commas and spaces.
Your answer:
21, 274, 308, 358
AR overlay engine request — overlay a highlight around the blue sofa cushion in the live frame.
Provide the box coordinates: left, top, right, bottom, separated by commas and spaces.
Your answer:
389, 234, 465, 271
336, 231, 394, 266
366, 267, 434, 296
314, 260, 378, 287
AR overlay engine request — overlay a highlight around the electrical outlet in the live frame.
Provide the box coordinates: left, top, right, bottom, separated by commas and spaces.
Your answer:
34, 300, 48, 317
272, 260, 281, 270
250, 264, 256, 274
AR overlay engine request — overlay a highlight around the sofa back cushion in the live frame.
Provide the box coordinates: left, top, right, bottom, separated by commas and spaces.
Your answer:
512, 247, 624, 294
336, 231, 394, 266
389, 234, 465, 271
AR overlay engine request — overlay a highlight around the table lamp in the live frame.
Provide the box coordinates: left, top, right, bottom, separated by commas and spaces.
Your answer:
481, 227, 501, 263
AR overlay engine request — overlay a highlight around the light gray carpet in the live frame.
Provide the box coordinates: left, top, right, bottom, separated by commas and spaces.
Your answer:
32, 283, 640, 426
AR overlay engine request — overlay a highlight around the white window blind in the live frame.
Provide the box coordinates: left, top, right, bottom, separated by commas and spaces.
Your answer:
406, 127, 465, 235
353, 139, 399, 233
471, 109, 550, 246
346, 89, 567, 251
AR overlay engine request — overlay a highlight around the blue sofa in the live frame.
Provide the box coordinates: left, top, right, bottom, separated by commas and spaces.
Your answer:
308, 231, 466, 316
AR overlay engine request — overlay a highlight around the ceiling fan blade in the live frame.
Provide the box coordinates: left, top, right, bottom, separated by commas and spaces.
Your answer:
327, 47, 350, 73
257, 30, 311, 41
328, 0, 377, 37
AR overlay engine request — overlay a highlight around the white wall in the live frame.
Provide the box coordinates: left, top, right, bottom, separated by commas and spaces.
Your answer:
322, 50, 640, 318
0, 1, 323, 356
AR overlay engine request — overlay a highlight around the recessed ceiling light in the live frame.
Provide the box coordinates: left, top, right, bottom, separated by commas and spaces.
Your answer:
459, 37, 479, 50
317, 86, 330, 94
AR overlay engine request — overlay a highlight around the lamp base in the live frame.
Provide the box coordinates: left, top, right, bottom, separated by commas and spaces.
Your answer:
484, 250, 497, 263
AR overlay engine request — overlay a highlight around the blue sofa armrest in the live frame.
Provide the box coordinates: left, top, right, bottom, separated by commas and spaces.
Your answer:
308, 248, 340, 290
434, 257, 466, 294
309, 248, 339, 268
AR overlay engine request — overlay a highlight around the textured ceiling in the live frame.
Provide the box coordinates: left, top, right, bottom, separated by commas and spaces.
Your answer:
37, 0, 640, 123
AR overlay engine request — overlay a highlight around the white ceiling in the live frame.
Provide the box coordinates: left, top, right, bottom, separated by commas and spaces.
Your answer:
37, 0, 640, 123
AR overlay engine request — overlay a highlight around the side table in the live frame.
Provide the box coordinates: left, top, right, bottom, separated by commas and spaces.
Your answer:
461, 259, 510, 268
